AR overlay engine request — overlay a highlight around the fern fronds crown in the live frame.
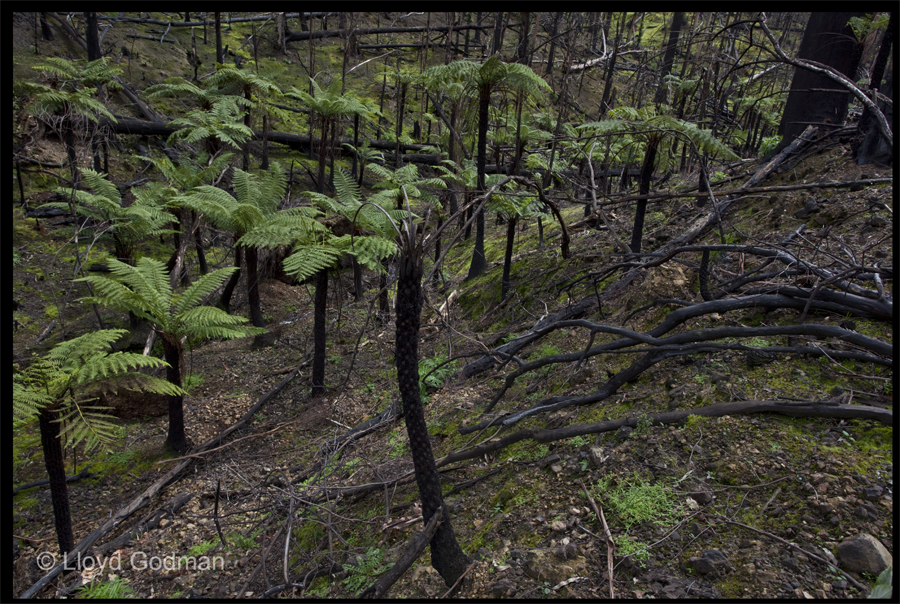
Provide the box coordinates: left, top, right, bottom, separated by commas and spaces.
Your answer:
13, 329, 182, 450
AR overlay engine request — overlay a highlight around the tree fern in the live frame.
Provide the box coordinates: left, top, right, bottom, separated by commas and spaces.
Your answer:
14, 329, 181, 449
76, 258, 264, 452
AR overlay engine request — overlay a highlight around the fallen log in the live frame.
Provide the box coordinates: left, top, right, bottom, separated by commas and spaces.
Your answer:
285, 24, 492, 44
96, 492, 193, 555
99, 116, 435, 156
441, 400, 891, 467
12, 466, 93, 496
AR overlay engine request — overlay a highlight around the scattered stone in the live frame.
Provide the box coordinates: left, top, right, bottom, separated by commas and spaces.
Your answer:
690, 491, 713, 505
836, 532, 893, 574
524, 547, 587, 585
490, 578, 516, 597
687, 550, 731, 576
861, 485, 884, 501
588, 446, 607, 467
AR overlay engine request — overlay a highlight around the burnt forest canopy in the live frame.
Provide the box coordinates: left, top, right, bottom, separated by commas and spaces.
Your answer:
12, 11, 893, 600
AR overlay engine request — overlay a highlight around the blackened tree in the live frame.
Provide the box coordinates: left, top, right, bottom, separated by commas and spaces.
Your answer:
13, 330, 183, 553
393, 205, 471, 587
772, 11, 867, 153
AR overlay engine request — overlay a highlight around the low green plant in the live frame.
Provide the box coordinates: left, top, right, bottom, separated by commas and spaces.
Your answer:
868, 566, 892, 599
616, 534, 651, 564
632, 413, 653, 437
388, 430, 408, 458
594, 472, 685, 530
419, 353, 457, 402
106, 449, 136, 464
77, 577, 137, 599
182, 371, 204, 391
569, 435, 588, 449
186, 539, 217, 558
342, 547, 393, 595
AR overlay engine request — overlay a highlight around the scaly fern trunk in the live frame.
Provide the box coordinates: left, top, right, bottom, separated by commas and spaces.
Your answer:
311, 268, 328, 396
465, 84, 491, 281
161, 335, 188, 453
629, 136, 659, 254
220, 245, 243, 314
245, 245, 271, 347
39, 407, 75, 555
395, 242, 470, 587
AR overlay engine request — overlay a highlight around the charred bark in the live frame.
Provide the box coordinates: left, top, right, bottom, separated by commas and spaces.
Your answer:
161, 335, 188, 453
395, 241, 470, 587
39, 407, 75, 555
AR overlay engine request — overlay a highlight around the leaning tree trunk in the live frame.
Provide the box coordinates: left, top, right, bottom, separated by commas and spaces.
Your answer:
395, 241, 470, 587
465, 84, 491, 281
501, 215, 516, 301
220, 244, 243, 313
39, 407, 75, 555
244, 245, 270, 347
161, 335, 188, 453
629, 135, 659, 254
311, 268, 328, 396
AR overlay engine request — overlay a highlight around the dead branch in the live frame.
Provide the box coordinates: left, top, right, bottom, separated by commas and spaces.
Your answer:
96, 492, 193, 555
758, 13, 892, 148
359, 506, 443, 599
12, 465, 93, 496
439, 400, 891, 468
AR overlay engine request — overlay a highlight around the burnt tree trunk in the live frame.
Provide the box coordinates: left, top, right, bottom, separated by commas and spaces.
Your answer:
629, 135, 659, 254
774, 11, 866, 153
215, 12, 224, 64
39, 407, 75, 555
220, 244, 242, 313
653, 12, 683, 106
465, 83, 491, 280
395, 242, 470, 588
311, 268, 328, 396
161, 335, 188, 453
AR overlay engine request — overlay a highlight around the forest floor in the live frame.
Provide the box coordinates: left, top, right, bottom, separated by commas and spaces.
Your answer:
12, 132, 893, 599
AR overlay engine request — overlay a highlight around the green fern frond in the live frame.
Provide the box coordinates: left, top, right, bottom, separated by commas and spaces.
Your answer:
171, 266, 239, 317
283, 245, 342, 281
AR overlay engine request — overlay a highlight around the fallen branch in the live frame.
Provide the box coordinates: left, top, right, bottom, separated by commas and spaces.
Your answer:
96, 492, 193, 555
360, 506, 443, 599
13, 466, 93, 496
439, 400, 890, 468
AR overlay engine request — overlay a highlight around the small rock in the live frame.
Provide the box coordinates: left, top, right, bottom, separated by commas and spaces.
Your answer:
588, 446, 607, 467
688, 549, 731, 576
550, 520, 566, 532
861, 485, 884, 501
784, 556, 802, 573
837, 532, 893, 574
490, 578, 516, 597
690, 491, 713, 505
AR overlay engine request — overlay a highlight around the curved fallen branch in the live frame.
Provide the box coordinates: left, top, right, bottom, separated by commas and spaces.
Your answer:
443, 400, 891, 467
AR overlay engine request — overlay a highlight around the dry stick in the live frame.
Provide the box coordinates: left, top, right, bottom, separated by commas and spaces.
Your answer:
582, 481, 615, 599
717, 517, 867, 592
757, 486, 781, 522
236, 524, 285, 599
585, 140, 629, 254
440, 560, 478, 599
360, 506, 443, 599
